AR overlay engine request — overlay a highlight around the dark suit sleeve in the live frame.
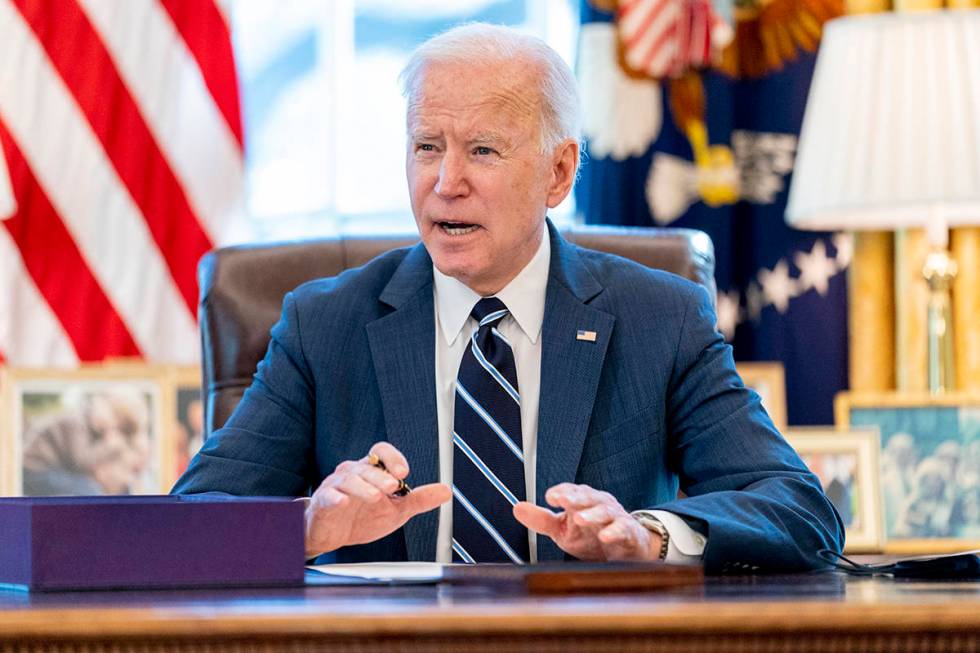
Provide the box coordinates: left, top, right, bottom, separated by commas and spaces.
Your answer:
653, 283, 845, 573
172, 291, 316, 497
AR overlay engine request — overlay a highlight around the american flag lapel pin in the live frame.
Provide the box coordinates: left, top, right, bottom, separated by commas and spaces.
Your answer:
576, 329, 597, 342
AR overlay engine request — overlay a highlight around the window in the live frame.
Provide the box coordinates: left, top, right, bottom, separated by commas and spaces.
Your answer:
230, 0, 579, 241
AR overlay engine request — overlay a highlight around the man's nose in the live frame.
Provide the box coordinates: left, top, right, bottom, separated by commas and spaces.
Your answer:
434, 151, 468, 198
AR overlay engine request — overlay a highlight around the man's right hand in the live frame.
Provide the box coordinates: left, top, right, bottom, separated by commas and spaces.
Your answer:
304, 442, 451, 559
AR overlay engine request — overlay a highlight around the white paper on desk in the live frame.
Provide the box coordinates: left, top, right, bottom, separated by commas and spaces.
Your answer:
306, 562, 447, 583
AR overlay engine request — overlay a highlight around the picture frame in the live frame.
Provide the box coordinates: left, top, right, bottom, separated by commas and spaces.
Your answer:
0, 365, 171, 497
835, 392, 980, 553
736, 362, 788, 431
0, 369, 7, 495
784, 428, 883, 553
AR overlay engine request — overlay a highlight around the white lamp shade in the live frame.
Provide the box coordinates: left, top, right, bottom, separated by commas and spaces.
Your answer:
786, 10, 980, 233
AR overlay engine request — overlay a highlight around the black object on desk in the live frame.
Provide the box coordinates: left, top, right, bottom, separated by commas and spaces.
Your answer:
821, 549, 980, 580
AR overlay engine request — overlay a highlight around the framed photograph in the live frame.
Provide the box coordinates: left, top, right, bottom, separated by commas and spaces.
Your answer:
0, 368, 7, 495
736, 362, 788, 431
0, 366, 171, 496
165, 366, 204, 486
784, 428, 883, 553
836, 392, 980, 553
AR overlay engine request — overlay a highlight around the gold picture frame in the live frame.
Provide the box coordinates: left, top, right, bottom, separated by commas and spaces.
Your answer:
0, 369, 7, 495
784, 428, 883, 553
0, 365, 172, 497
736, 362, 788, 431
835, 392, 980, 554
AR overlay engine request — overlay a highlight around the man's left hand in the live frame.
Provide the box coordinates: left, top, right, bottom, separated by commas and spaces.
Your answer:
513, 483, 661, 561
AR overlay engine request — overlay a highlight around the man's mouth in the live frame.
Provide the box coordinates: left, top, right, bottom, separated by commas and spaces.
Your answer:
437, 221, 479, 236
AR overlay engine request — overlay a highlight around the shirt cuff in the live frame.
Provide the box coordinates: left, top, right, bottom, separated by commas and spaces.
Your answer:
632, 509, 707, 565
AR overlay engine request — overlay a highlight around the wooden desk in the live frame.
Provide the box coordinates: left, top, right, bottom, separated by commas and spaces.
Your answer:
1, 573, 978, 652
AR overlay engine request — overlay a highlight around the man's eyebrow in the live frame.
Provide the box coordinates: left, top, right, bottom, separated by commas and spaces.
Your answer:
408, 129, 442, 141
469, 132, 508, 144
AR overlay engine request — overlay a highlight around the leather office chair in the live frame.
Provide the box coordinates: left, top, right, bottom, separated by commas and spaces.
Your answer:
197, 225, 716, 437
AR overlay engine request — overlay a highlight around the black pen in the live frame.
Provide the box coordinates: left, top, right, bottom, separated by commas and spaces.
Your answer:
368, 453, 412, 496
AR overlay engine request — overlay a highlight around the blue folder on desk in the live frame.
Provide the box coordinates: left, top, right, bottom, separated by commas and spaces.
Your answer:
0, 496, 305, 591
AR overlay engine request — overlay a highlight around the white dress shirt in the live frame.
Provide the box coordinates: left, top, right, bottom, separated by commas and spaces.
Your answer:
431, 231, 706, 564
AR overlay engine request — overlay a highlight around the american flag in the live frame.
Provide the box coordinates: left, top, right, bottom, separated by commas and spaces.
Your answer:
0, 0, 244, 367
617, 0, 729, 79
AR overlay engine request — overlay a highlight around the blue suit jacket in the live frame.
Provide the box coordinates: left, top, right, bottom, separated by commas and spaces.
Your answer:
174, 224, 843, 572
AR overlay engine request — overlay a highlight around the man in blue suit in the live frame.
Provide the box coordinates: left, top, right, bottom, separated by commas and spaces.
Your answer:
174, 24, 843, 573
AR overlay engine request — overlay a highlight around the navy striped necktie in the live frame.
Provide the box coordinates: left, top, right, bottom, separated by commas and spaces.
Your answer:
451, 297, 529, 564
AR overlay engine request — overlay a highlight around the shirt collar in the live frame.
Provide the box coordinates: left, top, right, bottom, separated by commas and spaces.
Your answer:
434, 230, 551, 347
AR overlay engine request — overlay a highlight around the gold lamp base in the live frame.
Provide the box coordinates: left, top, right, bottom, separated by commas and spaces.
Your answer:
923, 248, 957, 394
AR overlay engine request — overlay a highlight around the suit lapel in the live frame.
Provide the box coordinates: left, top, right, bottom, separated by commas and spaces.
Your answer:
366, 244, 440, 561
535, 227, 615, 561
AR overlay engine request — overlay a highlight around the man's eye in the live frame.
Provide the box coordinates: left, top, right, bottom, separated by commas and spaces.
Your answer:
417, 143, 435, 152
474, 146, 494, 156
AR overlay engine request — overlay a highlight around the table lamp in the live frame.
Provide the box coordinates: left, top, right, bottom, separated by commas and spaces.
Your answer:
786, 9, 980, 394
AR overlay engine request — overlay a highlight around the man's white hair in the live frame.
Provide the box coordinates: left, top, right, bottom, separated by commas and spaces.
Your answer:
399, 23, 581, 154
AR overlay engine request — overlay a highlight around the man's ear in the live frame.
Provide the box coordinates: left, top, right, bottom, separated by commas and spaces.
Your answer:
546, 139, 580, 209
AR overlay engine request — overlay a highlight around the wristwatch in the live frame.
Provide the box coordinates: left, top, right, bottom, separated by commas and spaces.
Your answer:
633, 511, 670, 561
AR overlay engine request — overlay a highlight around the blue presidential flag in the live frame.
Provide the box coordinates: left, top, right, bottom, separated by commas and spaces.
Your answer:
576, 0, 848, 425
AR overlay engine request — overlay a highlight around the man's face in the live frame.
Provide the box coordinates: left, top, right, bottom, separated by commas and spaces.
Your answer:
406, 60, 576, 295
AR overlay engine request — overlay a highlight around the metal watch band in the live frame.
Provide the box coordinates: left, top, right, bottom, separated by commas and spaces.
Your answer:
634, 512, 670, 561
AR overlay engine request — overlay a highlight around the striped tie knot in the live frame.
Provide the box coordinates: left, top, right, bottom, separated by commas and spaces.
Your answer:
471, 297, 509, 328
